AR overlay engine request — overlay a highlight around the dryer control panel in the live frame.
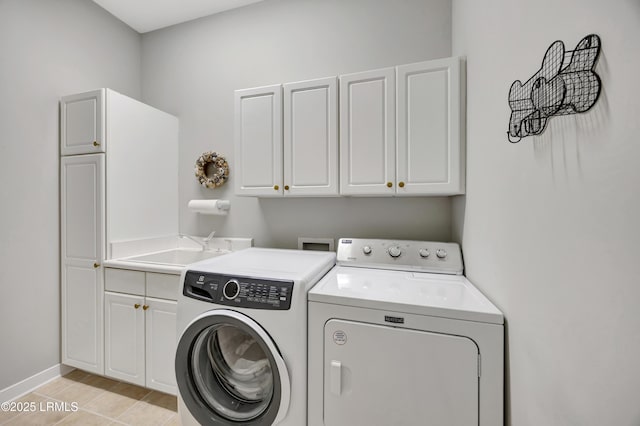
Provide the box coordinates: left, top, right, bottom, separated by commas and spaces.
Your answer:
183, 271, 294, 310
337, 238, 464, 275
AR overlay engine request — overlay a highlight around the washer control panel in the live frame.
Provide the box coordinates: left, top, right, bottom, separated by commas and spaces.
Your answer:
337, 238, 463, 275
183, 271, 294, 310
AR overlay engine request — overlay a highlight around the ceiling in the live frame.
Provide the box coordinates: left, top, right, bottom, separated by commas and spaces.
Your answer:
92, 0, 263, 33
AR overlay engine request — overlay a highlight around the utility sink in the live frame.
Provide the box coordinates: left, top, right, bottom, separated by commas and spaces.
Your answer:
124, 249, 227, 266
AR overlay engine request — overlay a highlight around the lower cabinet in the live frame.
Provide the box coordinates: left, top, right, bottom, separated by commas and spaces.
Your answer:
145, 298, 178, 394
62, 263, 104, 375
104, 268, 178, 395
105, 292, 145, 386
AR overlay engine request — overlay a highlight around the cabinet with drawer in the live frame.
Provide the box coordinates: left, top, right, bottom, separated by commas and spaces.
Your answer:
104, 268, 179, 395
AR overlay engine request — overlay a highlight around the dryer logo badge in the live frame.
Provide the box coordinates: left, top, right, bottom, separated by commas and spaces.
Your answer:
333, 330, 347, 345
384, 315, 405, 324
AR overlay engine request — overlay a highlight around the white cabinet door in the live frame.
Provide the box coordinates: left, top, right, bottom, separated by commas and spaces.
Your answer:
339, 68, 396, 196
235, 85, 283, 196
62, 264, 103, 374
61, 154, 105, 265
284, 77, 338, 196
61, 154, 105, 374
61, 89, 105, 155
396, 58, 464, 195
105, 292, 145, 386
145, 297, 178, 395
323, 319, 479, 426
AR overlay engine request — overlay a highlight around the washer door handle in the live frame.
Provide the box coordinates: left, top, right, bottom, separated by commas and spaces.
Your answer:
330, 360, 342, 396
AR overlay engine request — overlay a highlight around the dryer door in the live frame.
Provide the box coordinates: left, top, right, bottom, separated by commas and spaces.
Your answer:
323, 319, 479, 426
176, 309, 290, 425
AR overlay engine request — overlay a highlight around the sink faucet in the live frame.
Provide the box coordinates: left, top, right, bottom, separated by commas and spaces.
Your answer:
180, 231, 216, 251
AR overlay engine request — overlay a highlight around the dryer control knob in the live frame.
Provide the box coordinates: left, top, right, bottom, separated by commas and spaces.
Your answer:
419, 248, 430, 258
362, 246, 372, 255
436, 249, 447, 259
388, 246, 402, 258
223, 280, 240, 299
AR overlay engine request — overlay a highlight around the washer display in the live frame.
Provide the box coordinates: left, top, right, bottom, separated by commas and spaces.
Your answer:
183, 271, 295, 310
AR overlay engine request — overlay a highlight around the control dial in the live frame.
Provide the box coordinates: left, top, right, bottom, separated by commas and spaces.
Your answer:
418, 248, 430, 258
362, 246, 372, 255
436, 249, 447, 259
223, 279, 240, 299
388, 246, 402, 258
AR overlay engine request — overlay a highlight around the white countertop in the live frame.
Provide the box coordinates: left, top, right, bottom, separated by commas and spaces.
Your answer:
104, 236, 254, 275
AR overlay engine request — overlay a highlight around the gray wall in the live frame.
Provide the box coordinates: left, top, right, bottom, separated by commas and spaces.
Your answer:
452, 1, 640, 424
141, 0, 453, 249
0, 0, 141, 389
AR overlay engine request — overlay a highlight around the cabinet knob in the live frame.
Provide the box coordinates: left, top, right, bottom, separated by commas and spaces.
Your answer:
143, 305, 149, 311
134, 304, 141, 309
284, 185, 290, 191
93, 263, 100, 268
93, 141, 101, 147
273, 185, 279, 190
398, 181, 405, 188
386, 182, 393, 188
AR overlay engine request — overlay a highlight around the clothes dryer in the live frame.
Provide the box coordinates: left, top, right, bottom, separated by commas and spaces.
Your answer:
308, 239, 503, 426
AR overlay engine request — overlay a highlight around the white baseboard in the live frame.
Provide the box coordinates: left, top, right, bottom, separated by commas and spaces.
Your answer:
0, 364, 75, 403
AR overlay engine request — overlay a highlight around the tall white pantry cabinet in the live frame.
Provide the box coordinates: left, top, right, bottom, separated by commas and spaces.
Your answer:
60, 89, 178, 375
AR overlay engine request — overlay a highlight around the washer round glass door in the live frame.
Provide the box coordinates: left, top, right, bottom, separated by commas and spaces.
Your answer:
176, 309, 291, 425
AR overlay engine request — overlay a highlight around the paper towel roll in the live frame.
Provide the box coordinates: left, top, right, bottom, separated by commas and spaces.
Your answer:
188, 199, 230, 215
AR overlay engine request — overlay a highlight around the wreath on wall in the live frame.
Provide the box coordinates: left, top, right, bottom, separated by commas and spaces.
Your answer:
195, 151, 229, 189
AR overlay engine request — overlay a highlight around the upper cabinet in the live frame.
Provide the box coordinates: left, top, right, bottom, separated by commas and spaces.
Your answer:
234, 84, 283, 196
284, 77, 338, 196
233, 56, 465, 197
396, 57, 464, 196
61, 89, 106, 155
234, 78, 339, 197
339, 68, 396, 196
340, 58, 464, 196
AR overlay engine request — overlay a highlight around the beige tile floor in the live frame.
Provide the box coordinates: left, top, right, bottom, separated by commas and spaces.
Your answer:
0, 370, 179, 426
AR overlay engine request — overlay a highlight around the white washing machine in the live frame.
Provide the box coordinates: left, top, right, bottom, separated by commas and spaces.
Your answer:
176, 248, 335, 426
308, 239, 504, 426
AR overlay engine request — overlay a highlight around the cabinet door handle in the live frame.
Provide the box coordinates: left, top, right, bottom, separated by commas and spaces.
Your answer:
143, 305, 149, 311
93, 141, 101, 147
284, 185, 290, 191
398, 181, 405, 188
386, 182, 393, 188
273, 185, 279, 190
134, 304, 141, 309
93, 263, 100, 268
